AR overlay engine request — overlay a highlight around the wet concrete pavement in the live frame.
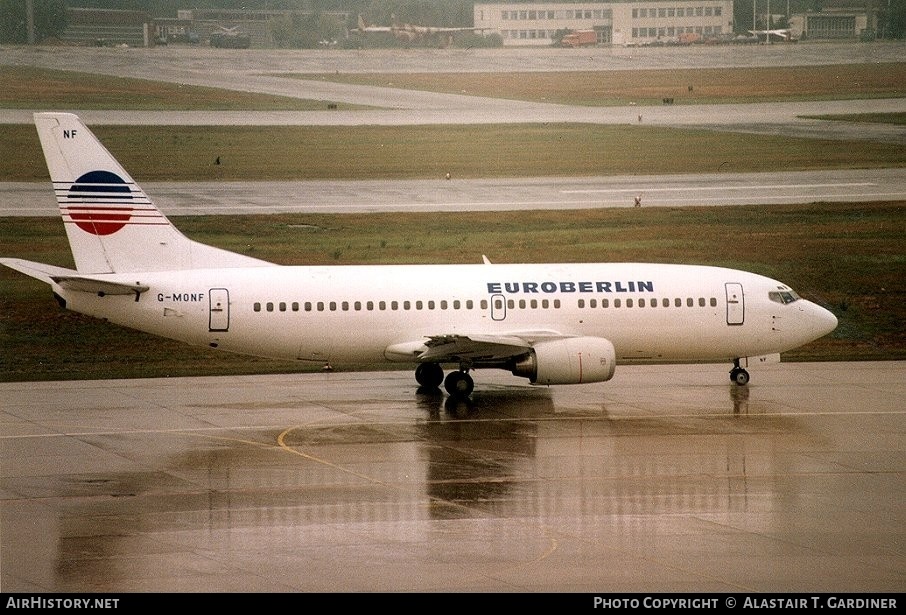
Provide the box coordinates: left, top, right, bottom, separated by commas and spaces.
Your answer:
2, 361, 904, 592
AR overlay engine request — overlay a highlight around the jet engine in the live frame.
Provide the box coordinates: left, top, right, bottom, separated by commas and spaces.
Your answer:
510, 337, 616, 385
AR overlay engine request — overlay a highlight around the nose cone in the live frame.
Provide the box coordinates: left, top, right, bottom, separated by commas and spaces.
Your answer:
807, 302, 838, 340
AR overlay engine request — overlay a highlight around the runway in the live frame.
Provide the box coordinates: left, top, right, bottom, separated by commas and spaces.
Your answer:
3, 169, 904, 216
2, 361, 904, 592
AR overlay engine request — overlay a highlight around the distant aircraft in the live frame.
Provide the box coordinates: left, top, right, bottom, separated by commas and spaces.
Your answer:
354, 15, 487, 43
2, 113, 838, 396
209, 25, 250, 49
748, 28, 797, 42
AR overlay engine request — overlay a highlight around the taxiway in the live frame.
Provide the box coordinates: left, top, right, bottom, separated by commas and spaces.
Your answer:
2, 362, 904, 592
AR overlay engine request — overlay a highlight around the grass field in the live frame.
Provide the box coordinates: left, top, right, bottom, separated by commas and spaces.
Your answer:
287, 63, 906, 106
0, 65, 366, 111
1, 202, 904, 382
2, 123, 903, 182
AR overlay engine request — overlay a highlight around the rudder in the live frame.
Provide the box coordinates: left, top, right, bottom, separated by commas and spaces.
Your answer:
34, 113, 272, 273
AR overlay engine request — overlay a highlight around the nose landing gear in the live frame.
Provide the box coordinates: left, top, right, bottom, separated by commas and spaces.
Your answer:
730, 359, 750, 386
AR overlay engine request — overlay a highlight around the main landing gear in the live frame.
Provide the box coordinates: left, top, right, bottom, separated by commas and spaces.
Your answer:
414, 362, 474, 397
443, 370, 474, 397
730, 359, 750, 386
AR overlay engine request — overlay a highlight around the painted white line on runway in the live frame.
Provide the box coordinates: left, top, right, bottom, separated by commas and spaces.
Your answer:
562, 182, 877, 194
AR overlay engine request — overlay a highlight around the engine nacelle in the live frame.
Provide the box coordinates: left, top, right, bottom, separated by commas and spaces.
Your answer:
511, 336, 616, 385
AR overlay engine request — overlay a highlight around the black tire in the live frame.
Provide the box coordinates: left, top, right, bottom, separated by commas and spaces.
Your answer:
731, 368, 750, 386
444, 371, 474, 397
415, 362, 444, 388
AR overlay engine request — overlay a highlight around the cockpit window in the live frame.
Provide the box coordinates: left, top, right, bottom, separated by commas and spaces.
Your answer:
769, 290, 800, 305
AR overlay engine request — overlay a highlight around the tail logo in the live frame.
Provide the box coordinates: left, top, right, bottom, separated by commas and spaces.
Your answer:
61, 171, 137, 236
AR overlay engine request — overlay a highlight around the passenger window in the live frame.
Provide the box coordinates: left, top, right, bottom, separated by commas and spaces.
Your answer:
254, 302, 261, 312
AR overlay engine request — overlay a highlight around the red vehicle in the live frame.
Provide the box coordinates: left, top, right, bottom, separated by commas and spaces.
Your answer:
560, 30, 597, 47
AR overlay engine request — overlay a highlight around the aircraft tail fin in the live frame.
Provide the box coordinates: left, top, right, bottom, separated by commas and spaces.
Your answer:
33, 112, 273, 274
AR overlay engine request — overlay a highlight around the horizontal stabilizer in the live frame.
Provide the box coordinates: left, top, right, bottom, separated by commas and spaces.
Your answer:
51, 276, 149, 296
0, 258, 78, 285
0, 258, 148, 296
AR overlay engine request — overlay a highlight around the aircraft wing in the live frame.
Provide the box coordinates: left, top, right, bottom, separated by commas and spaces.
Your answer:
420, 334, 531, 362
385, 330, 571, 364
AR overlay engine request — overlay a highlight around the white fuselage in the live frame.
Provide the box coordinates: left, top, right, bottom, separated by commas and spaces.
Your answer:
60, 262, 837, 368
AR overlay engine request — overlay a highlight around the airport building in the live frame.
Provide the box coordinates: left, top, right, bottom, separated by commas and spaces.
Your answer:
790, 0, 882, 41
59, 7, 154, 47
473, 1, 735, 46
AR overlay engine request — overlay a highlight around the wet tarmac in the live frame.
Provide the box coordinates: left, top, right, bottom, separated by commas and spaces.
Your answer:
2, 361, 904, 592
3, 168, 905, 217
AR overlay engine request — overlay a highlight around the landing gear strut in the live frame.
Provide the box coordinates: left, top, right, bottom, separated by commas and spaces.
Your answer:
730, 359, 750, 386
443, 370, 474, 397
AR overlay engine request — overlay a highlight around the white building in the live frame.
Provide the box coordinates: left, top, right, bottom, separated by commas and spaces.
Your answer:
474, 1, 735, 47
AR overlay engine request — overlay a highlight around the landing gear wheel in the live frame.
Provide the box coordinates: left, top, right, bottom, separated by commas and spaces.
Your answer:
444, 371, 474, 397
415, 362, 444, 388
730, 367, 750, 386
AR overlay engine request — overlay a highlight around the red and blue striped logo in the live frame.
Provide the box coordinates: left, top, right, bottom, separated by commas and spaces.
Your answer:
57, 171, 164, 236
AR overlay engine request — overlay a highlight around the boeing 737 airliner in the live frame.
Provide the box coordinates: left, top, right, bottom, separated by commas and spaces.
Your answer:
2, 113, 838, 396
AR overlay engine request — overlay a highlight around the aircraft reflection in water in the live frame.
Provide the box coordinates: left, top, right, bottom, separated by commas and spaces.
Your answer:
40, 378, 809, 591
2, 113, 837, 398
